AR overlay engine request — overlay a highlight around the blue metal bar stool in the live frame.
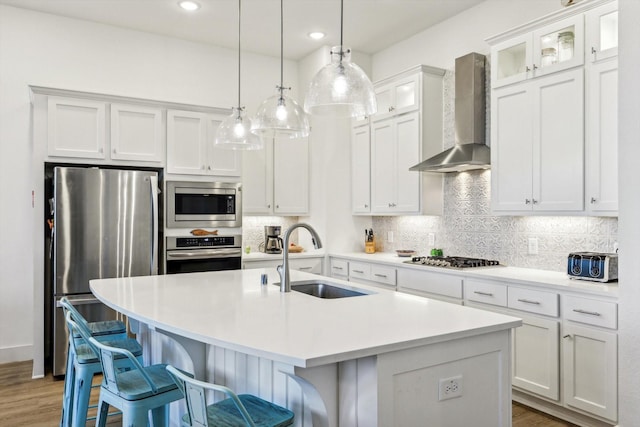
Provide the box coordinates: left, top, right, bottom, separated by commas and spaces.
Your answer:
59, 297, 128, 427
62, 310, 143, 427
84, 335, 183, 427
166, 365, 295, 427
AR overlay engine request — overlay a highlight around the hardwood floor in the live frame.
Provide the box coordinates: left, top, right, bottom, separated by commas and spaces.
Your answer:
2, 360, 577, 426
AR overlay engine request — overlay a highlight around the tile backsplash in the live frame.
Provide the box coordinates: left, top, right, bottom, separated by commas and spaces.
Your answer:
242, 216, 300, 254
372, 169, 618, 272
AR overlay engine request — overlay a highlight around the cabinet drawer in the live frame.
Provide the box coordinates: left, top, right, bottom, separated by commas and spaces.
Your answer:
330, 258, 349, 277
563, 295, 617, 329
370, 265, 396, 287
508, 287, 559, 317
397, 268, 463, 300
465, 280, 507, 307
290, 258, 323, 275
349, 262, 371, 281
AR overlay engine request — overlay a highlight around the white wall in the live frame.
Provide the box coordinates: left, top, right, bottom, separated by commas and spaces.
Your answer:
616, 0, 640, 424
0, 5, 294, 368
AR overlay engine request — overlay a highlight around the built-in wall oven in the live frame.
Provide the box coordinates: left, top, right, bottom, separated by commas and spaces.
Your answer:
165, 235, 242, 274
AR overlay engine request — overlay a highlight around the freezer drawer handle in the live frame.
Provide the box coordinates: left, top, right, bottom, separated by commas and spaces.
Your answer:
56, 297, 100, 307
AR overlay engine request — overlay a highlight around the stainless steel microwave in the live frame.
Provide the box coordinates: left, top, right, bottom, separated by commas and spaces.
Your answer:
166, 181, 242, 228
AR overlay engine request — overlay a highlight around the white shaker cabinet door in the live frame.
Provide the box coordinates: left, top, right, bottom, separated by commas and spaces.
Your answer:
243, 138, 274, 214
370, 119, 396, 213
351, 124, 371, 214
394, 112, 421, 213
207, 114, 242, 177
273, 137, 309, 214
534, 68, 584, 212
47, 97, 106, 159
562, 323, 617, 422
586, 58, 618, 214
110, 104, 163, 163
166, 110, 208, 175
512, 314, 560, 401
491, 84, 533, 211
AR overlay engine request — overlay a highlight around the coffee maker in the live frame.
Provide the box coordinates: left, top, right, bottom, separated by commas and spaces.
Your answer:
263, 225, 283, 254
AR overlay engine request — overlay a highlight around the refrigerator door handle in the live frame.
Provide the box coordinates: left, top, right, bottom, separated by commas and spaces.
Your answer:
149, 175, 159, 275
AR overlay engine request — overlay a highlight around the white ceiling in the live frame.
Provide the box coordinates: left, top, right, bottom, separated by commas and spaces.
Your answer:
0, 0, 485, 60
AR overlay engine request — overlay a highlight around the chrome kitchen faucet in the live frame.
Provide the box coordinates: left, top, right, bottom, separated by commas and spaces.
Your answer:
277, 223, 323, 292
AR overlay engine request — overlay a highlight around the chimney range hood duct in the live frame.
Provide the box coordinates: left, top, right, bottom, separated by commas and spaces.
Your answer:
410, 52, 489, 173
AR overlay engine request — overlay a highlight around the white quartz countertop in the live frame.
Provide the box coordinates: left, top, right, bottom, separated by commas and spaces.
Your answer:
330, 252, 618, 298
90, 269, 520, 368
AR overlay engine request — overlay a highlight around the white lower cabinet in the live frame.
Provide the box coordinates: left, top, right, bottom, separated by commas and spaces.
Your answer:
512, 314, 560, 401
328, 257, 396, 290
562, 295, 618, 423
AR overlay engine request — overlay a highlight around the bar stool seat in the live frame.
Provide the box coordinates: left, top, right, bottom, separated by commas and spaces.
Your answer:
167, 365, 295, 427
86, 336, 183, 427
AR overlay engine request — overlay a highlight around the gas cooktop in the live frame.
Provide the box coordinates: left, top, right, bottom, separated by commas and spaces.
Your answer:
403, 256, 503, 269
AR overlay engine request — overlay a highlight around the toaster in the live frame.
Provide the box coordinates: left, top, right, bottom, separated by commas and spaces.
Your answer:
567, 252, 618, 282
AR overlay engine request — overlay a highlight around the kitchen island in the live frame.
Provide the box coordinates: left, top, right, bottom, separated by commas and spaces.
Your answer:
90, 268, 521, 427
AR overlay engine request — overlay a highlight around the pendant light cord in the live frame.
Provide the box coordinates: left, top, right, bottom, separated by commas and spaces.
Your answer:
237, 0, 242, 111
340, 0, 344, 48
280, 0, 284, 91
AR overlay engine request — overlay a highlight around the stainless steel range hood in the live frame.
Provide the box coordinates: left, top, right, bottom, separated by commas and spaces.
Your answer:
410, 52, 489, 173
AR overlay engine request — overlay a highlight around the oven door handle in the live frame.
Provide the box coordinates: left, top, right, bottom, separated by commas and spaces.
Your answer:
166, 248, 242, 260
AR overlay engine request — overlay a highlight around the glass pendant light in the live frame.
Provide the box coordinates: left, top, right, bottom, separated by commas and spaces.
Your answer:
215, 0, 263, 150
304, 0, 377, 118
252, 0, 309, 139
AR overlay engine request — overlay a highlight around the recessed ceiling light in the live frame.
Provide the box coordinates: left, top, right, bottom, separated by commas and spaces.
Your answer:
308, 32, 326, 40
179, 1, 200, 11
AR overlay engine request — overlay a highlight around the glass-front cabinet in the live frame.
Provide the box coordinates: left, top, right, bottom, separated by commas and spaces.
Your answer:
586, 1, 618, 62
492, 15, 584, 88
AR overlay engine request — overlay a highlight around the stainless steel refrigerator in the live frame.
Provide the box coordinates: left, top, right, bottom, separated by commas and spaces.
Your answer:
51, 166, 158, 376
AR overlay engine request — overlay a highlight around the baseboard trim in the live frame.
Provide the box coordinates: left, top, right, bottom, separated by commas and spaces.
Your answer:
0, 345, 33, 365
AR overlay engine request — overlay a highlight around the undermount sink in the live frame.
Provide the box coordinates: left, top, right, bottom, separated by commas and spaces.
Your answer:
276, 280, 371, 299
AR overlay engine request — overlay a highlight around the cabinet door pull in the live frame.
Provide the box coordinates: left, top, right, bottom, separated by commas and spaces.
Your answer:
590, 197, 597, 204
532, 199, 538, 204
517, 298, 540, 305
353, 269, 365, 274
591, 46, 597, 55
573, 309, 601, 317
525, 199, 531, 205
563, 334, 572, 339
533, 64, 538, 70
526, 66, 531, 72
267, 204, 271, 208
332, 266, 344, 270
474, 291, 493, 297
364, 204, 369, 208
299, 266, 312, 271
374, 273, 387, 278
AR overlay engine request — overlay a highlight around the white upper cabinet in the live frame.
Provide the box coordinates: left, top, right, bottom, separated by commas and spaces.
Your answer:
110, 104, 163, 163
586, 0, 618, 62
243, 137, 309, 216
166, 109, 241, 177
489, 0, 617, 215
492, 68, 584, 212
585, 58, 618, 215
373, 73, 420, 122
351, 123, 371, 213
47, 97, 164, 164
371, 111, 421, 214
47, 97, 106, 159
351, 65, 444, 216
491, 15, 584, 88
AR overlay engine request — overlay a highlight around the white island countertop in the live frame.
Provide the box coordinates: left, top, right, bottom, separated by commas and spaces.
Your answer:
90, 268, 521, 368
